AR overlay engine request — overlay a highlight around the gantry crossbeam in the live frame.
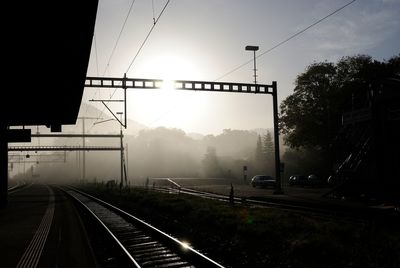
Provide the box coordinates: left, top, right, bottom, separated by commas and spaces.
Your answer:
84, 75, 282, 194
85, 77, 275, 94
8, 146, 122, 151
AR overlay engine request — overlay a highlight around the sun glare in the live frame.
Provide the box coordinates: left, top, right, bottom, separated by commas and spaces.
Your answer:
127, 54, 209, 131
161, 79, 175, 92
181, 241, 191, 250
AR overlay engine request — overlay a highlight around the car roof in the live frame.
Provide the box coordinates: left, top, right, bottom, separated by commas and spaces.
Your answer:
254, 175, 274, 179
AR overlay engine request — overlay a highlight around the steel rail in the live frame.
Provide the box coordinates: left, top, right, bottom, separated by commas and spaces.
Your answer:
66, 187, 225, 268
64, 187, 141, 267
153, 184, 399, 222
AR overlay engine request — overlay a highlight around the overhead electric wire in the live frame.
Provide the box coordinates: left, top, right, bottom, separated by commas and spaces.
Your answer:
94, 34, 99, 76
147, 0, 357, 128
85, 33, 100, 115
103, 0, 137, 77
215, 0, 357, 81
90, 0, 138, 127
152, 0, 156, 24
91, 0, 171, 129
125, 0, 171, 74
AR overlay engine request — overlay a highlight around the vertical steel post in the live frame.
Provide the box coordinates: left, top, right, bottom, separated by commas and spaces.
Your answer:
253, 50, 257, 84
82, 118, 85, 183
123, 73, 127, 129
0, 128, 8, 207
120, 129, 124, 188
272, 81, 283, 194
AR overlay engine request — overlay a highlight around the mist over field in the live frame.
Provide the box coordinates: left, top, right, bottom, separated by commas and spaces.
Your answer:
10, 104, 282, 185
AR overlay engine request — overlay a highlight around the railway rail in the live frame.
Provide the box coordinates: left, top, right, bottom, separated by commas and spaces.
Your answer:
8, 182, 30, 194
64, 187, 224, 268
151, 181, 400, 222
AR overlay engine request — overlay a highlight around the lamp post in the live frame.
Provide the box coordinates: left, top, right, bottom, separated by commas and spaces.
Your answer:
245, 45, 283, 194
245, 45, 259, 84
92, 115, 126, 188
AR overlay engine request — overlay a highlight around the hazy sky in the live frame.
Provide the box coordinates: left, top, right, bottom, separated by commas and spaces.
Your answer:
82, 0, 400, 135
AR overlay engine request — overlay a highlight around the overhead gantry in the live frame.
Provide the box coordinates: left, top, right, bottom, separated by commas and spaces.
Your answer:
85, 75, 283, 194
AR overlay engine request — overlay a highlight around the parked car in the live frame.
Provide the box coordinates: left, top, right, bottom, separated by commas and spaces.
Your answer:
307, 174, 324, 186
289, 174, 324, 187
288, 175, 308, 186
251, 175, 276, 188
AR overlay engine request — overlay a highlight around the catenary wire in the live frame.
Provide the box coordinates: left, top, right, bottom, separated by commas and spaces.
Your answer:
125, 0, 171, 74
143, 0, 357, 127
103, 0, 137, 77
214, 0, 357, 82
90, 0, 171, 129
87, 0, 136, 122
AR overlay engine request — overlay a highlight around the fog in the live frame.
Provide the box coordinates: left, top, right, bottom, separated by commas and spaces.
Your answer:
9, 103, 295, 185
10, 126, 277, 185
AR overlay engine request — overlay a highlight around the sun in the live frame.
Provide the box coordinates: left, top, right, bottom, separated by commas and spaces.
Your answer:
127, 54, 208, 130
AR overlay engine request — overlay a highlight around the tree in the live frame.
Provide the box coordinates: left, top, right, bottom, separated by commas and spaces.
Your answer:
262, 131, 275, 174
279, 54, 399, 151
279, 54, 400, 180
263, 131, 274, 160
253, 132, 274, 174
279, 61, 337, 150
255, 135, 263, 165
202, 146, 223, 177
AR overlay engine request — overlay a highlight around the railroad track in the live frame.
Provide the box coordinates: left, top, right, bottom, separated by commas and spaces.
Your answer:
152, 182, 400, 222
64, 187, 224, 268
8, 182, 30, 193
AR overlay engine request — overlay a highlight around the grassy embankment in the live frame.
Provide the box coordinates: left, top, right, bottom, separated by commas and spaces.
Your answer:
80, 183, 400, 268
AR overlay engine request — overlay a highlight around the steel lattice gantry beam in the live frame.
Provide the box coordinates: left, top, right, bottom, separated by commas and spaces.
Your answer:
8, 146, 122, 152
85, 76, 275, 94
85, 75, 283, 194
30, 134, 121, 138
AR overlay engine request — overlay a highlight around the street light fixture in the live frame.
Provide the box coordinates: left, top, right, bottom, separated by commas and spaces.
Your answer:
245, 45, 259, 84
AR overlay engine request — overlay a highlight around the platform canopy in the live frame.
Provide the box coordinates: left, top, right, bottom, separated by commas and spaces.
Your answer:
1, 1, 99, 130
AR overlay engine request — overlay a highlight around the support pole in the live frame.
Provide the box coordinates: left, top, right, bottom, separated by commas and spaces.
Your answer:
82, 118, 85, 183
124, 88, 127, 129
253, 50, 257, 84
272, 81, 283, 194
120, 129, 124, 188
123, 73, 127, 129
0, 127, 8, 208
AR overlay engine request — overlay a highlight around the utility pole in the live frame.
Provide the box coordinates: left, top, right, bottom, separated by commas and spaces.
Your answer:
116, 112, 126, 188
78, 117, 101, 183
82, 118, 85, 183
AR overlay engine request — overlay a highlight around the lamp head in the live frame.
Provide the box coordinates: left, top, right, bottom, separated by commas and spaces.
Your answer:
245, 45, 259, 51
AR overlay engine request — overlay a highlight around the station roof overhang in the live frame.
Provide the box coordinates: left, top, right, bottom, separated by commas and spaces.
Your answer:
1, 1, 99, 130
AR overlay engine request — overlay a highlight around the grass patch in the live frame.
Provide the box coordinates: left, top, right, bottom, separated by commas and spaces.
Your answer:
79, 183, 400, 268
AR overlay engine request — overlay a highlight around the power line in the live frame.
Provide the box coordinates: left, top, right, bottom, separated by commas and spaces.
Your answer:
90, 0, 171, 129
125, 0, 171, 74
102, 0, 137, 76
94, 33, 99, 76
89, 0, 137, 127
147, 0, 357, 127
85, 33, 100, 115
86, 0, 136, 118
215, 0, 357, 81
152, 0, 156, 24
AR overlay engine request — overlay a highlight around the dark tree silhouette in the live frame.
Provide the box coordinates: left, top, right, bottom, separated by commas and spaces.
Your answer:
280, 54, 399, 151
